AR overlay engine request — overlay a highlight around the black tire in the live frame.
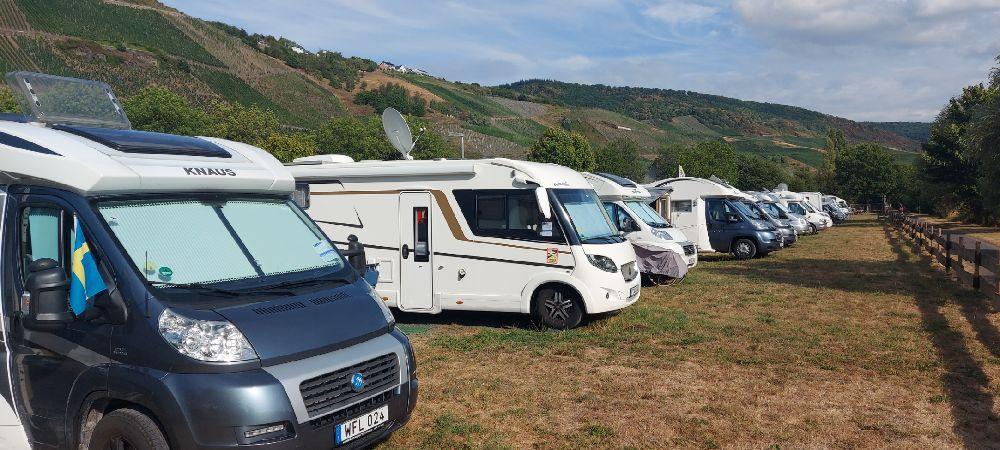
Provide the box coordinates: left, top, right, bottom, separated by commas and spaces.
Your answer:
643, 273, 681, 286
808, 223, 818, 234
532, 286, 583, 330
88, 409, 169, 450
731, 238, 758, 260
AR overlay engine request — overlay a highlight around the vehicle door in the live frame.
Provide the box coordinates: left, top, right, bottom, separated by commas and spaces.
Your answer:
603, 202, 638, 238
3, 193, 113, 447
398, 192, 434, 311
0, 191, 30, 449
704, 198, 734, 252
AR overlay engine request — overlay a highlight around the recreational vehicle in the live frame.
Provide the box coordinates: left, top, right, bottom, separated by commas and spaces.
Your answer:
749, 192, 811, 236
774, 190, 831, 233
740, 195, 798, 246
824, 195, 852, 213
0, 73, 416, 449
583, 172, 697, 282
800, 191, 824, 212
646, 177, 783, 259
290, 156, 641, 329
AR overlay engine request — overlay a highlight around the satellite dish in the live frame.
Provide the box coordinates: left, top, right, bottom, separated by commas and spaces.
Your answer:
382, 107, 418, 160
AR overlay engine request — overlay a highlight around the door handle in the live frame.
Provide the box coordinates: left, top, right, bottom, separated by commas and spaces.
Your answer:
401, 244, 410, 259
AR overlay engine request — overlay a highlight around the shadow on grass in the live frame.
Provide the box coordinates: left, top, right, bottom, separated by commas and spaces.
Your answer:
883, 224, 1000, 447
394, 308, 616, 330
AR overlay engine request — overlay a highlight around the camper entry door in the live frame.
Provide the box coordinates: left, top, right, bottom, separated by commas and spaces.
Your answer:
398, 192, 434, 311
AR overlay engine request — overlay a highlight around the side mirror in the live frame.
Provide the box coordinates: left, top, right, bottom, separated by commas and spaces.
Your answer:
23, 258, 73, 331
535, 187, 551, 220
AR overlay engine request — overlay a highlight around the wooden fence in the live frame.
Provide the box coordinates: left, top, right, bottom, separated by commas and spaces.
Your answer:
885, 210, 1000, 304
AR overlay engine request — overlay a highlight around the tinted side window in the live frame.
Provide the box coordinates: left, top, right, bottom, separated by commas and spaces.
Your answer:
672, 200, 693, 213
706, 200, 727, 222
454, 190, 564, 243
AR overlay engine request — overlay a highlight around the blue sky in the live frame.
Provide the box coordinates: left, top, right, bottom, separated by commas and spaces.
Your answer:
161, 0, 1000, 122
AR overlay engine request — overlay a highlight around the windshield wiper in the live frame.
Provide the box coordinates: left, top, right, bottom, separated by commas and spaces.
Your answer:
148, 281, 242, 297
257, 274, 349, 291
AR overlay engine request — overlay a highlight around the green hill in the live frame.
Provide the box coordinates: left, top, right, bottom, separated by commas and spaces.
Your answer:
0, 0, 923, 171
863, 121, 932, 143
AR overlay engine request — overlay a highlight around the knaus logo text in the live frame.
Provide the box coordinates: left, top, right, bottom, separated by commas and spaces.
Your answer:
183, 167, 237, 176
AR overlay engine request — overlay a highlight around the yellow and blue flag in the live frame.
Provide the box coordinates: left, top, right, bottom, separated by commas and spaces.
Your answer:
70, 220, 107, 316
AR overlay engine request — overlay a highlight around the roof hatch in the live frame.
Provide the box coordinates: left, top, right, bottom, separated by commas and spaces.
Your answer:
55, 125, 231, 159
5, 71, 131, 129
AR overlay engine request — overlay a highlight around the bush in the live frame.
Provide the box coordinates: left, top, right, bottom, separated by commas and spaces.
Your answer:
123, 86, 208, 136
595, 137, 647, 181
526, 128, 595, 171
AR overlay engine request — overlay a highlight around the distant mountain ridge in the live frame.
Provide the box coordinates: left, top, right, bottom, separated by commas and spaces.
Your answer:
864, 121, 932, 143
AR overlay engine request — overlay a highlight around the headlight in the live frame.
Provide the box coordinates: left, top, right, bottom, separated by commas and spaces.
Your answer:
366, 282, 395, 329
586, 254, 618, 273
158, 309, 257, 362
652, 229, 673, 240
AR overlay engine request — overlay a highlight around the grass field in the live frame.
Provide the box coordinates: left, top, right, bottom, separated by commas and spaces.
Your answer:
381, 215, 1000, 449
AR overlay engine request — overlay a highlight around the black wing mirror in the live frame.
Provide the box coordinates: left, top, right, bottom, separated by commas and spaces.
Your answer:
23, 258, 73, 331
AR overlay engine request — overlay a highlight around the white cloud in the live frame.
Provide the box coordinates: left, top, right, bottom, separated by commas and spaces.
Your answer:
644, 1, 720, 24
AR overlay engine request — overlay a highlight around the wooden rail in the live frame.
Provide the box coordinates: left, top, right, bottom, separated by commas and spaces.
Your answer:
885, 210, 1000, 304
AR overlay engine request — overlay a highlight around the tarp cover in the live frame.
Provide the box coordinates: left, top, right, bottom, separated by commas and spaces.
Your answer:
632, 242, 688, 279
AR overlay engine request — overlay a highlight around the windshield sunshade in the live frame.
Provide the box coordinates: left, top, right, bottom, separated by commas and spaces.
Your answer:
55, 125, 231, 158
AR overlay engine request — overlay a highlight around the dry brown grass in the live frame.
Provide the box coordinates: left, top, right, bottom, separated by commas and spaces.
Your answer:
379, 216, 1000, 449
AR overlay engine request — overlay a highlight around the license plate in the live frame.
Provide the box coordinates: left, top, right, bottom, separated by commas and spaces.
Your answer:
629, 285, 639, 298
335, 405, 388, 445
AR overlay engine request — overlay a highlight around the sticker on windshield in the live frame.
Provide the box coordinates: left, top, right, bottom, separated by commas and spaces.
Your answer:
313, 241, 337, 263
540, 221, 553, 237
546, 248, 558, 264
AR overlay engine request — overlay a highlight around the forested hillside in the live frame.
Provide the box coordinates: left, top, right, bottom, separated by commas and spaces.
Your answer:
864, 121, 932, 143
0, 0, 924, 176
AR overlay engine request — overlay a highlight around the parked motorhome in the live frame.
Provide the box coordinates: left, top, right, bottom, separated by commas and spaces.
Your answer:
646, 177, 782, 259
0, 73, 416, 449
739, 194, 798, 246
824, 195, 852, 213
800, 191, 824, 212
290, 156, 641, 329
583, 172, 697, 280
749, 192, 811, 236
774, 190, 832, 233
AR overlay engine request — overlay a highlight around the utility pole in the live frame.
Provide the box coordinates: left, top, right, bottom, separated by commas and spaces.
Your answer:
447, 132, 465, 159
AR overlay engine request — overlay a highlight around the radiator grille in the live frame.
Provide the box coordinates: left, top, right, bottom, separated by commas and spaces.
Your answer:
682, 243, 696, 255
299, 353, 399, 418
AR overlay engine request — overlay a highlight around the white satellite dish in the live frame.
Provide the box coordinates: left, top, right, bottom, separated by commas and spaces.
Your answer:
382, 107, 423, 160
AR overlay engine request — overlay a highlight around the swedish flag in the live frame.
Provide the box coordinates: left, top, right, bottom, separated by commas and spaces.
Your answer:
70, 220, 107, 316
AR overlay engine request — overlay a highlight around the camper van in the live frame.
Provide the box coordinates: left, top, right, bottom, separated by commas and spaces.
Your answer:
748, 192, 811, 236
774, 190, 831, 233
0, 73, 416, 449
740, 195, 798, 247
583, 172, 697, 268
800, 192, 824, 212
290, 156, 641, 329
647, 177, 782, 259
824, 195, 852, 213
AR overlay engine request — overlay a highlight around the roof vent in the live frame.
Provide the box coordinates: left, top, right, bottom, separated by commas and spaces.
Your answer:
54, 125, 231, 158
292, 155, 355, 165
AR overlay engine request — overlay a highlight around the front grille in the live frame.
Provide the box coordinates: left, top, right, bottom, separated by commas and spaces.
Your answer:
682, 243, 696, 255
299, 353, 399, 418
621, 261, 638, 282
309, 390, 394, 430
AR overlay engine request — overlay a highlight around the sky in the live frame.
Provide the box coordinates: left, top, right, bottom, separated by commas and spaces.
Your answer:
161, 0, 1000, 122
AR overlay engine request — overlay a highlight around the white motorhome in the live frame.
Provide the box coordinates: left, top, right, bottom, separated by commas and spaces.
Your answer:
800, 192, 824, 212
582, 172, 697, 268
290, 156, 641, 329
646, 177, 783, 259
774, 190, 831, 232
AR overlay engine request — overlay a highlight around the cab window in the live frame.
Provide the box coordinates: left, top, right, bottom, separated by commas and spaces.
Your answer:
454, 189, 565, 243
19, 206, 66, 280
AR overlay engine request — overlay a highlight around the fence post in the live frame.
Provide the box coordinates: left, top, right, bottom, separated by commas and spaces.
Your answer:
957, 236, 965, 281
974, 241, 982, 290
945, 233, 953, 272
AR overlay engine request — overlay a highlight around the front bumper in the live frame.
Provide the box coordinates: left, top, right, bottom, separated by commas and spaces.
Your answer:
160, 333, 417, 449
756, 231, 783, 252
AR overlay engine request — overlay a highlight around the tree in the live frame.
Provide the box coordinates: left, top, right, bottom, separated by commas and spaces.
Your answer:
526, 128, 595, 171
206, 101, 281, 147
651, 140, 738, 183
314, 115, 455, 161
123, 86, 207, 136
262, 132, 316, 163
966, 61, 1000, 221
819, 128, 846, 191
0, 86, 19, 113
354, 83, 426, 116
735, 153, 786, 190
834, 144, 903, 204
594, 137, 647, 181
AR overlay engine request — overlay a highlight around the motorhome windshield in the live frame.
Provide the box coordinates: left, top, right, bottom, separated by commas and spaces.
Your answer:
734, 201, 763, 220
553, 189, 622, 244
800, 201, 818, 213
760, 202, 787, 219
97, 198, 350, 297
624, 200, 669, 228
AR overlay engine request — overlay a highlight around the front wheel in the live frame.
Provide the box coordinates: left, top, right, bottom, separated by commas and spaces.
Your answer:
533, 287, 583, 330
88, 409, 169, 450
808, 223, 818, 234
731, 238, 758, 260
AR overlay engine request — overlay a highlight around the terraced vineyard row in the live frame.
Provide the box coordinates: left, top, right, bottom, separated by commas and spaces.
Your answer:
0, 0, 31, 31
15, 0, 222, 66
0, 34, 37, 73
168, 16, 343, 127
